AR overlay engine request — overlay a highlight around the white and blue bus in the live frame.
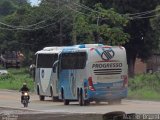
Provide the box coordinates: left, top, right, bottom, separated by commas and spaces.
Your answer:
35, 47, 63, 101
55, 44, 128, 106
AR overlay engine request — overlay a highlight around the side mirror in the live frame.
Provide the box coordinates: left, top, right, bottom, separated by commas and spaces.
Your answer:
52, 60, 58, 73
29, 64, 36, 81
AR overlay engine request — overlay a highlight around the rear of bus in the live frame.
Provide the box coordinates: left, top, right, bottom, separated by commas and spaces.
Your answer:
35, 48, 62, 100
86, 46, 128, 102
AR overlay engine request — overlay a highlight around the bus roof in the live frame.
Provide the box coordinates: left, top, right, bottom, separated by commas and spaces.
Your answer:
36, 45, 125, 54
43, 46, 64, 51
74, 44, 104, 48
36, 47, 63, 55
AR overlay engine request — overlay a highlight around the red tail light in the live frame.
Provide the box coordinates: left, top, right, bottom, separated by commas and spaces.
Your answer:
88, 77, 95, 91
122, 75, 128, 87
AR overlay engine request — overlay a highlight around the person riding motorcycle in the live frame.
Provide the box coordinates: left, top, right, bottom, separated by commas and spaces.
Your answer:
20, 83, 30, 102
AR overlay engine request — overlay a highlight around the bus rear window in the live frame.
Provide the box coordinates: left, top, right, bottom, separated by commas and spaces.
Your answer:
61, 52, 87, 69
37, 54, 58, 68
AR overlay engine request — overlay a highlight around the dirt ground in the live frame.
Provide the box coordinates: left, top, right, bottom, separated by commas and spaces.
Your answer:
1, 90, 160, 120
0, 107, 102, 120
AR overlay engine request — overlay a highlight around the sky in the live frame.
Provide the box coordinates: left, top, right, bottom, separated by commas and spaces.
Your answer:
29, 0, 40, 6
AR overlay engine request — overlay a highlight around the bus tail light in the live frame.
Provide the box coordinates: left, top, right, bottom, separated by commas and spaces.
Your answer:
88, 77, 95, 91
122, 75, 128, 88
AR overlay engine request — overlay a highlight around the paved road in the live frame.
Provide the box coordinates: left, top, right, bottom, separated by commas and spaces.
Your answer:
0, 90, 160, 114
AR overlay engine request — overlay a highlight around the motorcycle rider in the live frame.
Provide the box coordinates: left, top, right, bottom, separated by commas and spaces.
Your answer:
20, 83, 30, 102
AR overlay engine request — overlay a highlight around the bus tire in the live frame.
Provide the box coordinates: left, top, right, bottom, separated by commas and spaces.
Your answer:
5, 63, 8, 69
79, 90, 86, 106
39, 95, 45, 101
61, 88, 69, 105
86, 100, 90, 105
95, 100, 100, 104
50, 87, 54, 102
37, 86, 45, 101
64, 99, 69, 105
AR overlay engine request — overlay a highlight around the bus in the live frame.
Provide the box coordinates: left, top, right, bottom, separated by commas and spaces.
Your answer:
35, 47, 63, 101
54, 44, 128, 106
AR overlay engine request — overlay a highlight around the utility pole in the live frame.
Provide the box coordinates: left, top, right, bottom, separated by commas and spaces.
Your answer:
72, 0, 77, 45
58, 0, 63, 45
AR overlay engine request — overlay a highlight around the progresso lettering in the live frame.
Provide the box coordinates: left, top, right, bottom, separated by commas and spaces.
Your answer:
92, 63, 122, 69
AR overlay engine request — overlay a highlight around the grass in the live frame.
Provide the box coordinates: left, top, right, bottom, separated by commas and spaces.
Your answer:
128, 72, 160, 101
0, 68, 34, 91
1, 67, 160, 101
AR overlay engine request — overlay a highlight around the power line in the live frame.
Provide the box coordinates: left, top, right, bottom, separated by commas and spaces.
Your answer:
0, 14, 68, 31
0, 9, 63, 29
65, 4, 90, 17
128, 8, 160, 16
130, 13, 160, 20
1, 0, 159, 31
72, 2, 99, 13
71, 1, 160, 19
0, 10, 66, 31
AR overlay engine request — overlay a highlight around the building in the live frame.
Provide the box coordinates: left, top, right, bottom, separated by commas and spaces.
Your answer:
134, 54, 160, 74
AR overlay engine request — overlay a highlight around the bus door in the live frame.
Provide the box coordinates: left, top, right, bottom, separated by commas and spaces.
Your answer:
52, 60, 59, 96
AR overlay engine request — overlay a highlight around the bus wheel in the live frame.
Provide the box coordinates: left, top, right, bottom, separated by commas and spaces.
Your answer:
61, 89, 69, 105
95, 100, 101, 104
5, 63, 8, 69
50, 88, 54, 102
39, 95, 45, 101
85, 100, 90, 105
64, 99, 69, 105
79, 90, 86, 106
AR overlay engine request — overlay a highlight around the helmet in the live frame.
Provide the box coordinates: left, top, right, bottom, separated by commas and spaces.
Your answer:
23, 83, 27, 87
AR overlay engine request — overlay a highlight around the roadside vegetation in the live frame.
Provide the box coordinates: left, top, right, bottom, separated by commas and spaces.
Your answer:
0, 68, 34, 91
0, 67, 160, 101
128, 72, 160, 101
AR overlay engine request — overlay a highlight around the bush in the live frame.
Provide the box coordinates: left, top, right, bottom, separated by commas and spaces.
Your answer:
0, 68, 34, 91
128, 73, 160, 100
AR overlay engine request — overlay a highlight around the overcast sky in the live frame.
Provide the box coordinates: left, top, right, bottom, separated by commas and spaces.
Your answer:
29, 0, 40, 6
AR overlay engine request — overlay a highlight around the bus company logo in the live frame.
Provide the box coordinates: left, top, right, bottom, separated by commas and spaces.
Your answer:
101, 49, 115, 60
41, 69, 45, 78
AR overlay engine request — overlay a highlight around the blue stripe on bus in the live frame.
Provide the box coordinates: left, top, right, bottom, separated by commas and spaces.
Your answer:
87, 88, 127, 101
94, 49, 101, 56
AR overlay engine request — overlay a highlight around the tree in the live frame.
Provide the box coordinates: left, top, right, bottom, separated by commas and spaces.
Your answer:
82, 0, 160, 76
0, 0, 75, 66
0, 0, 18, 18
71, 3, 129, 45
150, 6, 160, 53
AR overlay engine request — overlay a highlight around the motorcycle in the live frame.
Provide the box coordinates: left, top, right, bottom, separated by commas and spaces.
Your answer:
21, 92, 29, 107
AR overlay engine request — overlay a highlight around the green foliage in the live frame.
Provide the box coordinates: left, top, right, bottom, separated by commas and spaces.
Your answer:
74, 3, 129, 45
150, 6, 160, 53
0, 0, 160, 74
0, 68, 34, 91
82, 0, 160, 77
0, 0, 18, 17
0, 1, 73, 65
128, 73, 160, 100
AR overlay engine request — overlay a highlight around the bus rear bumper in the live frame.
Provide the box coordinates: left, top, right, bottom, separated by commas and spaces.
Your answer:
87, 88, 128, 101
